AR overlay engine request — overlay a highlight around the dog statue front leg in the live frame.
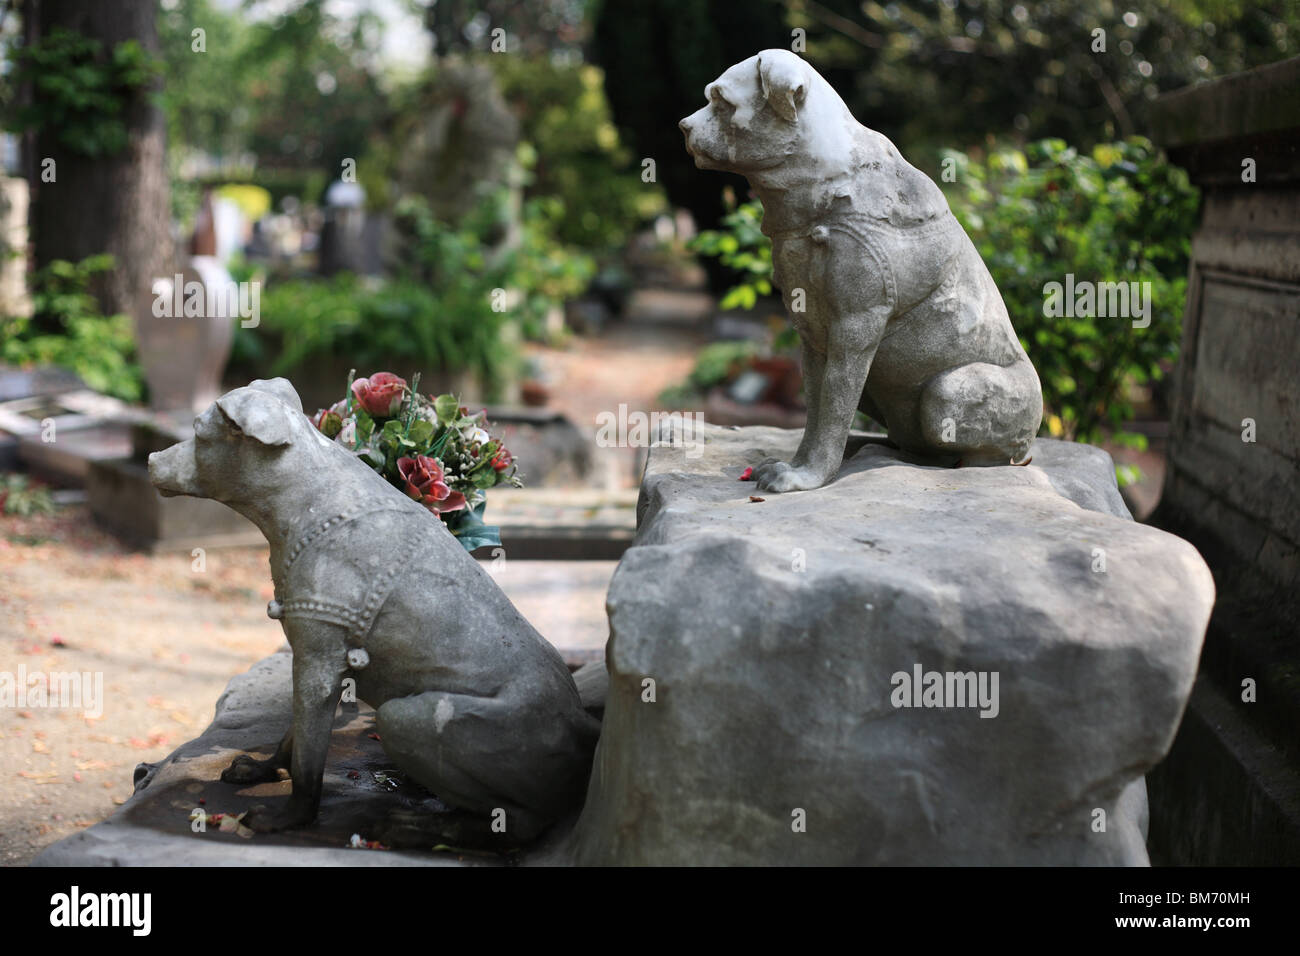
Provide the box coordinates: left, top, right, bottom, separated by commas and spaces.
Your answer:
221, 726, 293, 785
754, 307, 887, 492
244, 623, 346, 832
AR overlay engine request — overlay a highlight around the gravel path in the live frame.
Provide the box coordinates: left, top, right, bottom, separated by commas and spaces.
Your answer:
0, 508, 284, 864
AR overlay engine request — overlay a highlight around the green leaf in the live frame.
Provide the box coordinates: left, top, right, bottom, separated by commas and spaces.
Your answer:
444, 501, 501, 552
407, 418, 434, 446
434, 393, 460, 424
354, 410, 375, 442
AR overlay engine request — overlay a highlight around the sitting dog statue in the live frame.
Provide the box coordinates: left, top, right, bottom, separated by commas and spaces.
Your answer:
680, 49, 1043, 492
148, 378, 600, 846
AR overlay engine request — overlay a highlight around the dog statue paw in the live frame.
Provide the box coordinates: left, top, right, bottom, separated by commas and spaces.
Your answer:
751, 458, 829, 493
149, 378, 601, 840
680, 50, 1043, 491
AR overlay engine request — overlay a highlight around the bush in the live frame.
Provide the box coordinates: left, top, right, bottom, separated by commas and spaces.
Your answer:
253, 273, 513, 396
690, 202, 772, 311
491, 59, 666, 253
0, 256, 143, 402
944, 137, 1197, 445
0, 474, 55, 517
249, 186, 594, 398
689, 137, 1198, 448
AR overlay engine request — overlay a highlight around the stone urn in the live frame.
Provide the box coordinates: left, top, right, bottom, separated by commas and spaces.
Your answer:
135, 257, 237, 413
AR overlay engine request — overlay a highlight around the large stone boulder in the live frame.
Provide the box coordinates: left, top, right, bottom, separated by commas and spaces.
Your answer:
567, 424, 1214, 865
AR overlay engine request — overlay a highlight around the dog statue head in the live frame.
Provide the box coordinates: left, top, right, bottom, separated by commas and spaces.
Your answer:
149, 377, 319, 506
679, 49, 855, 182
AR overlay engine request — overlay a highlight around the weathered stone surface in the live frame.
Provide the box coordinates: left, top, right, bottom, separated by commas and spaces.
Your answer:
567, 423, 1213, 865
34, 653, 484, 866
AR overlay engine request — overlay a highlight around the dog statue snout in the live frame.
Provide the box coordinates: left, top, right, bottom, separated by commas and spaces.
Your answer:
148, 442, 199, 498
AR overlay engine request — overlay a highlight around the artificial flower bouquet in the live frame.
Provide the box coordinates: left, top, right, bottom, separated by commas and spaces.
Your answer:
311, 371, 521, 551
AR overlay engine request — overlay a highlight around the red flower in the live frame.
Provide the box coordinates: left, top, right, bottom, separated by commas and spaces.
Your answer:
396, 455, 467, 515
312, 407, 343, 438
351, 372, 406, 418
491, 447, 513, 472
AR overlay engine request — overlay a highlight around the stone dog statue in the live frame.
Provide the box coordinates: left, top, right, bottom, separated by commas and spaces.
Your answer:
148, 378, 600, 846
680, 49, 1043, 491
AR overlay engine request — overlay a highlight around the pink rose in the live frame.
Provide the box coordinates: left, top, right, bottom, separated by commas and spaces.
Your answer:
351, 372, 406, 418
396, 455, 467, 515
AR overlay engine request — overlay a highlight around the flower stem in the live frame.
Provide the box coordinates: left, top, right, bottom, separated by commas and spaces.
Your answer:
403, 372, 422, 439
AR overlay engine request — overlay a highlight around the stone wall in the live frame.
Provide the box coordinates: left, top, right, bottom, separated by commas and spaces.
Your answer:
1146, 55, 1300, 865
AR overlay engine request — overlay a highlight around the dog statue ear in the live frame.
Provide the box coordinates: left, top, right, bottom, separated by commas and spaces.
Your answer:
245, 377, 303, 414
757, 52, 807, 123
215, 389, 295, 447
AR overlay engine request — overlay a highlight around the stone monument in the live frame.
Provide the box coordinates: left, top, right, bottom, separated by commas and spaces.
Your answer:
35, 52, 1221, 868
679, 50, 1042, 491
147, 378, 600, 845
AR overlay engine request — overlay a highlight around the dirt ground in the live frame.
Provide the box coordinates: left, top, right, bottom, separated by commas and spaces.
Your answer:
0, 509, 285, 865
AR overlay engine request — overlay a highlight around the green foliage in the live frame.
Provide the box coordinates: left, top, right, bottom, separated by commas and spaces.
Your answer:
0, 474, 56, 517
158, 0, 252, 160
658, 340, 760, 408
945, 137, 1197, 444
687, 341, 759, 390
161, 0, 388, 170
793, 0, 1300, 155
691, 202, 772, 310
253, 185, 591, 397
687, 138, 1197, 447
5, 28, 160, 157
0, 257, 143, 402
256, 273, 509, 392
400, 184, 595, 341
505, 190, 599, 336
491, 58, 666, 251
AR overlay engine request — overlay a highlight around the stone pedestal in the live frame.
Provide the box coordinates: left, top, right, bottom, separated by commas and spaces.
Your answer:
566, 424, 1212, 865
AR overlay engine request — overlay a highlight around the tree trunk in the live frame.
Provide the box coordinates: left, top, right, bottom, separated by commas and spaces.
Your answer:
26, 0, 171, 325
